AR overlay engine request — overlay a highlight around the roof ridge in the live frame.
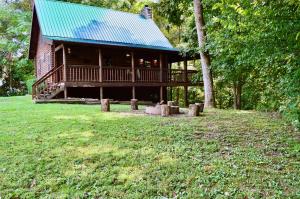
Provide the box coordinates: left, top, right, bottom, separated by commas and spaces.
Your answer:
36, 0, 149, 19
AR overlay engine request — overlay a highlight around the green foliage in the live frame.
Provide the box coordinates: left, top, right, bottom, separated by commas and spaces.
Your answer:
0, 3, 33, 96
25, 78, 35, 95
159, 0, 300, 129
0, 96, 299, 197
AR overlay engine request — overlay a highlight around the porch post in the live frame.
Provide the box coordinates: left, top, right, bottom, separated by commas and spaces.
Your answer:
184, 58, 188, 107
160, 53, 163, 82
160, 53, 163, 102
168, 62, 172, 101
160, 86, 163, 102
184, 57, 188, 82
99, 49, 103, 100
52, 45, 56, 82
131, 52, 136, 99
184, 86, 188, 107
132, 87, 136, 99
62, 44, 67, 99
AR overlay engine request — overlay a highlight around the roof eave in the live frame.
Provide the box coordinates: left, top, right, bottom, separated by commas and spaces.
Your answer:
28, 6, 36, 59
47, 36, 179, 53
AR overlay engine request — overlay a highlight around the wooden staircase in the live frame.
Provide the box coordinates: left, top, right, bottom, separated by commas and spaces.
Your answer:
32, 65, 64, 100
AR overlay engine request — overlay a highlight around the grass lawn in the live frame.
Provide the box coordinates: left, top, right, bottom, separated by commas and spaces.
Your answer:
0, 96, 299, 198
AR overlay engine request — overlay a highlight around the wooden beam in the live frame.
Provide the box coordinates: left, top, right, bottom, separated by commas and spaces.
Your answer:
55, 44, 63, 52
168, 61, 172, 101
184, 86, 188, 107
99, 49, 103, 82
100, 87, 103, 100
183, 58, 188, 106
132, 86, 136, 99
64, 81, 203, 88
62, 45, 67, 81
62, 44, 67, 99
160, 86, 163, 102
165, 55, 169, 84
160, 53, 163, 82
131, 52, 135, 83
184, 58, 188, 82
99, 49, 103, 100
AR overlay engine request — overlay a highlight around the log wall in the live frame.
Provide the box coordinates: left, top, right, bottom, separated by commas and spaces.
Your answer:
35, 33, 53, 79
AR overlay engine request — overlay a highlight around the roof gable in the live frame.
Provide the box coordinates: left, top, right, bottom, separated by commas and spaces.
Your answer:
33, 0, 177, 51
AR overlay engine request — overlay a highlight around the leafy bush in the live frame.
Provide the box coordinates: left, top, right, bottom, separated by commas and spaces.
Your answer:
25, 78, 35, 95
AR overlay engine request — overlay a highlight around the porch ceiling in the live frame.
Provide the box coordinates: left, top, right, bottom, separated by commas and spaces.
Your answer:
53, 40, 199, 63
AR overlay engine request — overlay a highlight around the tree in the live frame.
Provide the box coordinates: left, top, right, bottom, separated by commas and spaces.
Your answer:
0, 3, 33, 96
193, 0, 215, 108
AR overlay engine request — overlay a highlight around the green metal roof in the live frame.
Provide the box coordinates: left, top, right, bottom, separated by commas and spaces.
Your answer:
34, 0, 178, 51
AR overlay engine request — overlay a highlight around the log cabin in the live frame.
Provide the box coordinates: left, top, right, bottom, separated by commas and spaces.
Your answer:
29, 0, 202, 105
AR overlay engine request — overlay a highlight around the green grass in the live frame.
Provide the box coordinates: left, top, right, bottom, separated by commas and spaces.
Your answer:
0, 96, 299, 198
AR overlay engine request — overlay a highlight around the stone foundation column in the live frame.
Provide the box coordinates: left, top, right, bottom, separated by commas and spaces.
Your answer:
101, 99, 110, 112
170, 106, 180, 114
195, 103, 204, 113
131, 99, 138, 110
161, 104, 170, 117
188, 104, 199, 116
167, 101, 176, 106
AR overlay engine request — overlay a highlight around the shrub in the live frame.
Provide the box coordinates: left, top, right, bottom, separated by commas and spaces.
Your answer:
26, 78, 36, 95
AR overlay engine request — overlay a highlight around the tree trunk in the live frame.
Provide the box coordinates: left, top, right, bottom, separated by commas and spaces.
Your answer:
9, 65, 12, 92
193, 0, 215, 108
233, 81, 242, 110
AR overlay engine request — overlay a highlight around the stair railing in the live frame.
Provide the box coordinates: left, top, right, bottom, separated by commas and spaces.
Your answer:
32, 64, 64, 99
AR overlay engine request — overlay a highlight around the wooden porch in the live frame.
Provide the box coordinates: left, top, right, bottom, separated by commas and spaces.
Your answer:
32, 44, 202, 104
32, 65, 200, 94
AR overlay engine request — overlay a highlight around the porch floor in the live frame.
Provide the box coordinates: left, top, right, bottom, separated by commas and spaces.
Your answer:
34, 98, 154, 105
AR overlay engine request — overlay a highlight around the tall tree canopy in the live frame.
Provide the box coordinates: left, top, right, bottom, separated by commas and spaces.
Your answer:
0, 1, 32, 96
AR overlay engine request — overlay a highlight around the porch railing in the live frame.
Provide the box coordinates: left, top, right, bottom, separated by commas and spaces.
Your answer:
67, 65, 100, 82
136, 68, 160, 82
169, 69, 198, 83
65, 65, 199, 83
103, 67, 132, 82
33, 64, 200, 99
